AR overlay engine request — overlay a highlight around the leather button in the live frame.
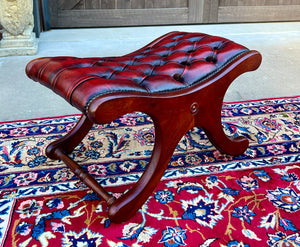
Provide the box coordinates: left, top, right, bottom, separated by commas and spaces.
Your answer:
181, 61, 191, 66
173, 73, 184, 83
206, 56, 217, 63
188, 49, 196, 54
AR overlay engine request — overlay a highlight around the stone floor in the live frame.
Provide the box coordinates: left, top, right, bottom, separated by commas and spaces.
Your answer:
0, 22, 299, 121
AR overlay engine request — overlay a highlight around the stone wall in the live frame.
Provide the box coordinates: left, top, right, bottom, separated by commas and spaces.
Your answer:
0, 0, 37, 56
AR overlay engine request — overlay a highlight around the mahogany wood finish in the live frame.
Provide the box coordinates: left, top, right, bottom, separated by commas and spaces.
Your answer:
26, 32, 262, 223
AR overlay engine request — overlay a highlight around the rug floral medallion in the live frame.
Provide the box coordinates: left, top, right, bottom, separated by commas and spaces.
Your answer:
0, 96, 300, 247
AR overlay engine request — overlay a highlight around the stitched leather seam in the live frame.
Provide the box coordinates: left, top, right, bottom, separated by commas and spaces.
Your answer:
67, 75, 100, 102
51, 67, 73, 90
190, 50, 248, 85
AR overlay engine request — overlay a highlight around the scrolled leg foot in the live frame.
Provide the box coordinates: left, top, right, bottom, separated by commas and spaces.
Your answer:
199, 113, 249, 156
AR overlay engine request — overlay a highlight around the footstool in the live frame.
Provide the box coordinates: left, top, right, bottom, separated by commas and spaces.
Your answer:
26, 31, 262, 223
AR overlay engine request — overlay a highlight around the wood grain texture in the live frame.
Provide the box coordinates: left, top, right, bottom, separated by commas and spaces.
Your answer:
50, 0, 300, 27
203, 0, 219, 23
188, 0, 204, 23
58, 0, 82, 10
219, 5, 300, 22
220, 0, 300, 6
51, 8, 188, 27
117, 0, 132, 9
85, 0, 101, 9
58, 0, 188, 9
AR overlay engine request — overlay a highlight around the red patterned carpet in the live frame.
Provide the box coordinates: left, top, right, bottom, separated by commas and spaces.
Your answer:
0, 96, 300, 246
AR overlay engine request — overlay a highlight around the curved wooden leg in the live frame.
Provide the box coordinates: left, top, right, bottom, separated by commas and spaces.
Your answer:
45, 111, 192, 223
46, 114, 117, 205
108, 116, 192, 223
197, 100, 248, 156
46, 114, 93, 159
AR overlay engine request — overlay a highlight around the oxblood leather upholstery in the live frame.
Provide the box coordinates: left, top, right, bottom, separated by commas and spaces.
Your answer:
26, 31, 249, 115
26, 31, 262, 223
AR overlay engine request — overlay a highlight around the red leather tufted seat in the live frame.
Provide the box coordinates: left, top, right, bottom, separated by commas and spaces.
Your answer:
27, 32, 249, 114
26, 31, 262, 223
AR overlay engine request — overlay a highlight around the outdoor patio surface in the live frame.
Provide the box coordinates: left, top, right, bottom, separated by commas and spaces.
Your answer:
0, 22, 299, 121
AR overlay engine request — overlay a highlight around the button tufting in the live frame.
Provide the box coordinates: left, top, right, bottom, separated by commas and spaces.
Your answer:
206, 56, 217, 63
173, 73, 184, 83
180, 61, 191, 66
26, 31, 250, 113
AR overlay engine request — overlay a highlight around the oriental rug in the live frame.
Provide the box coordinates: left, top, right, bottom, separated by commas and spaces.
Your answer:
0, 96, 300, 247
